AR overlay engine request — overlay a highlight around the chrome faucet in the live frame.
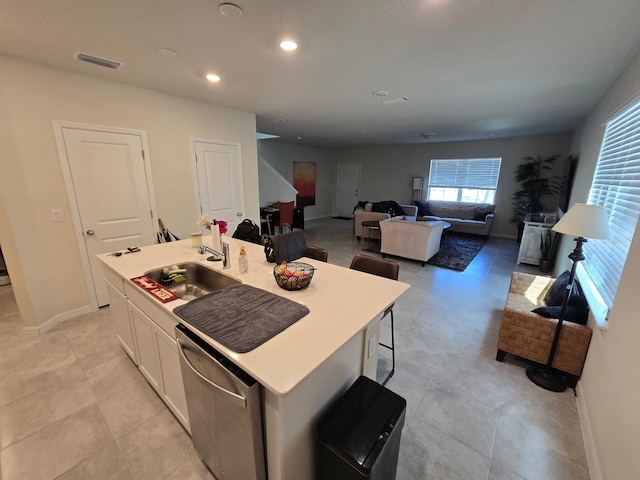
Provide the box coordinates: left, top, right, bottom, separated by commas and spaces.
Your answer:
198, 243, 230, 269
199, 245, 225, 259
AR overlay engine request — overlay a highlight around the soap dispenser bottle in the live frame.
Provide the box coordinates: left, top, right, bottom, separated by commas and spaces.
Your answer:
238, 246, 249, 274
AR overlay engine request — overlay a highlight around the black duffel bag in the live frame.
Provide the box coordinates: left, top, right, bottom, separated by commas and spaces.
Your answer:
264, 230, 308, 263
232, 219, 264, 245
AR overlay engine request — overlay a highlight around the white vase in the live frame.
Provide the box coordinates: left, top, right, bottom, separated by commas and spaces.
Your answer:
210, 224, 222, 252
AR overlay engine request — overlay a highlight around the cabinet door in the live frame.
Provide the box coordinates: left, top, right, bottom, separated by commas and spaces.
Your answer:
105, 280, 138, 364
129, 302, 162, 393
518, 223, 551, 265
155, 325, 190, 432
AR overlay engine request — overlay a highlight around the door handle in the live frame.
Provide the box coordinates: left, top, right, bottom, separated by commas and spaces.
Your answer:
86, 230, 95, 236
236, 212, 242, 216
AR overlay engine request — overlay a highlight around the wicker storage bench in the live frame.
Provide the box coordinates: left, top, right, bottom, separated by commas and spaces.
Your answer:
497, 272, 592, 384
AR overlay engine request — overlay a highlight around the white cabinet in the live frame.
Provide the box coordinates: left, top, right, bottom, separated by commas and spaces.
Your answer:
103, 266, 190, 433
127, 299, 190, 432
105, 279, 138, 364
129, 302, 162, 392
155, 325, 189, 428
517, 221, 554, 265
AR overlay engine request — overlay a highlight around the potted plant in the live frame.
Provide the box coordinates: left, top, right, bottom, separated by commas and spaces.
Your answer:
539, 229, 561, 273
510, 155, 560, 241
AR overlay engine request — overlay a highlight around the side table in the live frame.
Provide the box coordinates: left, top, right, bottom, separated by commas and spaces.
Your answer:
361, 220, 381, 250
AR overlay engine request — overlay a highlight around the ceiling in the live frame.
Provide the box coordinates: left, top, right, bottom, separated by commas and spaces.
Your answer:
2, 0, 640, 148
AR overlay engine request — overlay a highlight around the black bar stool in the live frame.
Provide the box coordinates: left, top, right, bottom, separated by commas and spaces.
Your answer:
349, 254, 399, 385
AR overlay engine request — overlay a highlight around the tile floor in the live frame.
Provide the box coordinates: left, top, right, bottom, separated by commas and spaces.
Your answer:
0, 218, 590, 480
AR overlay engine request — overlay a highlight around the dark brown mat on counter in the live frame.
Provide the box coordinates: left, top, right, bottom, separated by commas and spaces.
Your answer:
172, 284, 310, 353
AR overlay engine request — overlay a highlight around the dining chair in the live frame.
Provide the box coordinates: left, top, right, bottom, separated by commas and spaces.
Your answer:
349, 254, 399, 385
306, 245, 328, 262
275, 201, 294, 234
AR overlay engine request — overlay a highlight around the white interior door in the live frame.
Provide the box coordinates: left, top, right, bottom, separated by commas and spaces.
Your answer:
193, 139, 244, 233
61, 127, 156, 307
336, 162, 361, 218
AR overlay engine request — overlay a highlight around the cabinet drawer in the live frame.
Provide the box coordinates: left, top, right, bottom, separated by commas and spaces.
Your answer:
124, 281, 180, 339
103, 266, 125, 295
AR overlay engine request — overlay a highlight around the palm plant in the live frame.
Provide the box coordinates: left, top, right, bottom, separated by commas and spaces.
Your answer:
510, 155, 560, 224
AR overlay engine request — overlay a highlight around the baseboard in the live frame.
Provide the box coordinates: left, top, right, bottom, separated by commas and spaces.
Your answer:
22, 304, 93, 335
577, 381, 603, 480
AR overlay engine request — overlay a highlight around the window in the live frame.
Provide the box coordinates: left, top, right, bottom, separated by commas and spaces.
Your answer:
427, 158, 501, 203
580, 96, 640, 323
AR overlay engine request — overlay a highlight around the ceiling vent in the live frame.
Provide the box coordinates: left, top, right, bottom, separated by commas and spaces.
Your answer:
74, 52, 123, 70
382, 96, 408, 105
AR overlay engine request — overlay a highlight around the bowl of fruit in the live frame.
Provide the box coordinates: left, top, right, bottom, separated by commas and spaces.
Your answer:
273, 261, 315, 290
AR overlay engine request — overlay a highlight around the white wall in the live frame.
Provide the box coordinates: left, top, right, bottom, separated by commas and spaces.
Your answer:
566, 48, 640, 480
0, 55, 259, 329
257, 141, 337, 219
334, 134, 572, 238
258, 157, 298, 206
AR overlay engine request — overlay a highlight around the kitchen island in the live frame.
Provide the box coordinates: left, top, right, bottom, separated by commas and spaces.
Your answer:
98, 235, 409, 479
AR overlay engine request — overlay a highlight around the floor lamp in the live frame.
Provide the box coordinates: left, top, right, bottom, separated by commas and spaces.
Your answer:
526, 203, 610, 392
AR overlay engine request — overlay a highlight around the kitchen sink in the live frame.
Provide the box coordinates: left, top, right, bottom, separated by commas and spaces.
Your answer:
144, 262, 240, 301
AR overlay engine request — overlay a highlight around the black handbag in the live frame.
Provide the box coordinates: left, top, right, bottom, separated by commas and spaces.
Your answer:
232, 219, 264, 245
264, 231, 308, 263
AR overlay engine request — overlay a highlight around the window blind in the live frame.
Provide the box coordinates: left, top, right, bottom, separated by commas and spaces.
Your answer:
428, 158, 501, 189
584, 97, 640, 310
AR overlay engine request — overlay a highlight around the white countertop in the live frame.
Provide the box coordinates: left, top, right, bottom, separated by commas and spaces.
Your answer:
97, 235, 410, 395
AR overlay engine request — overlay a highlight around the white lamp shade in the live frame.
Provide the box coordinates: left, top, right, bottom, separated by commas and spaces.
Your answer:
552, 203, 610, 239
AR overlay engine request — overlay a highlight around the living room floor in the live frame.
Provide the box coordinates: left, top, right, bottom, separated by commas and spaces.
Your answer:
0, 218, 590, 480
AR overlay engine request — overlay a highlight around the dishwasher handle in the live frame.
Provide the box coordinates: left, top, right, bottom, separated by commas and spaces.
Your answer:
177, 338, 247, 408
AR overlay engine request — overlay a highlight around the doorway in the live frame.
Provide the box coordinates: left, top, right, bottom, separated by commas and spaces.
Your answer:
55, 122, 157, 308
336, 162, 361, 218
192, 138, 245, 233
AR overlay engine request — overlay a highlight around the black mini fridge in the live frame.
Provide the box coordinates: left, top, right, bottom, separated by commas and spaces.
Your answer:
316, 376, 406, 480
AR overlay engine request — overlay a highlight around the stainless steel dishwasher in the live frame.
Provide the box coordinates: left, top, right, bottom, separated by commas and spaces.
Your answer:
176, 324, 266, 480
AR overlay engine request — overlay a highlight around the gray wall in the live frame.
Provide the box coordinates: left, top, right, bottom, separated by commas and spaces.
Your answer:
257, 141, 338, 220
563, 47, 640, 480
334, 133, 572, 238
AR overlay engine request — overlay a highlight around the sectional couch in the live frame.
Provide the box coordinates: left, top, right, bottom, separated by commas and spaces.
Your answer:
414, 200, 495, 236
353, 202, 417, 240
379, 217, 445, 266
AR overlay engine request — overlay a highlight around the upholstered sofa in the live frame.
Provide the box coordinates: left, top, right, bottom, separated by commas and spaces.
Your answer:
379, 217, 445, 266
354, 202, 418, 240
414, 200, 495, 236
497, 271, 592, 386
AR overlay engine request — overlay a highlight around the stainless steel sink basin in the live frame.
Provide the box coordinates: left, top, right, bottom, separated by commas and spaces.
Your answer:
144, 262, 240, 301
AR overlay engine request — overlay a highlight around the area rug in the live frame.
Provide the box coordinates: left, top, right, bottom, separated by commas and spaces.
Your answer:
427, 232, 486, 271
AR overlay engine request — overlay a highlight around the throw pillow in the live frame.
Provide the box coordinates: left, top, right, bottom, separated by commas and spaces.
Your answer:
544, 270, 571, 306
473, 208, 492, 221
532, 305, 589, 325
414, 200, 432, 216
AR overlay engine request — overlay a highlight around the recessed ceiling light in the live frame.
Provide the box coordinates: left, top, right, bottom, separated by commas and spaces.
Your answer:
219, 3, 243, 17
205, 73, 221, 82
157, 48, 177, 57
296, 136, 303, 140
372, 90, 389, 97
280, 40, 298, 51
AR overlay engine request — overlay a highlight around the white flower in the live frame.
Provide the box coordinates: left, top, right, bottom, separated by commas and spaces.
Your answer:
197, 214, 213, 229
